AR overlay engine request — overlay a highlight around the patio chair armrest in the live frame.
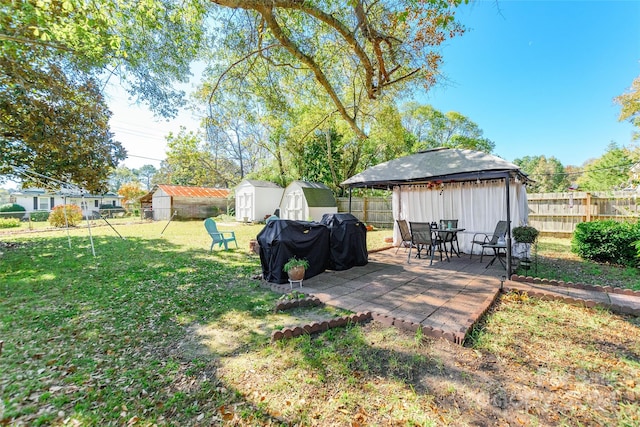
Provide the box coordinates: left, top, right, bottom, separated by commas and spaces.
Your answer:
471, 232, 490, 243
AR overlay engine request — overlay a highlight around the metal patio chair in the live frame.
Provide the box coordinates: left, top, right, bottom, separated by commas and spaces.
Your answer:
469, 220, 508, 262
395, 219, 414, 254
408, 221, 449, 265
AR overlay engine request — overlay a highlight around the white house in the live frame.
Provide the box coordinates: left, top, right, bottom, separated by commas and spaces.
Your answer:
280, 181, 337, 222
10, 188, 122, 218
234, 180, 284, 222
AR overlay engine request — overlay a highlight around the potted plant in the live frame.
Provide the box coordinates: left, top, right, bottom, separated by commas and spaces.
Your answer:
512, 225, 539, 244
283, 256, 309, 281
512, 225, 538, 272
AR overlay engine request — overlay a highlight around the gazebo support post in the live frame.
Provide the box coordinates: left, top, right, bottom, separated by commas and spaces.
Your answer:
505, 172, 512, 277
348, 187, 352, 213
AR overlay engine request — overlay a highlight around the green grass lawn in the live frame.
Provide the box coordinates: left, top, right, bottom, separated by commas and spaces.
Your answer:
517, 237, 640, 290
1, 222, 638, 426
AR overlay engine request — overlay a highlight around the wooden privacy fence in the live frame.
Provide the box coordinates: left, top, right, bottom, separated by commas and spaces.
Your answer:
526, 191, 639, 235
338, 192, 640, 235
337, 197, 393, 229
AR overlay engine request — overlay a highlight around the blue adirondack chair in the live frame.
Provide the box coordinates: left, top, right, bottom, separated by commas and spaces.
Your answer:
204, 218, 238, 251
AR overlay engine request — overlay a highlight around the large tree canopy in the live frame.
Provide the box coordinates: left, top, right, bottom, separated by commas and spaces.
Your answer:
3, 0, 468, 192
1, 0, 208, 191
576, 143, 633, 191
513, 155, 569, 193
400, 102, 495, 153
208, 0, 466, 139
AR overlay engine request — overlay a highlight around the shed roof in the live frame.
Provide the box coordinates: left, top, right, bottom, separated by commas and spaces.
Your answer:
288, 181, 336, 207
147, 185, 230, 199
341, 148, 529, 189
238, 179, 282, 189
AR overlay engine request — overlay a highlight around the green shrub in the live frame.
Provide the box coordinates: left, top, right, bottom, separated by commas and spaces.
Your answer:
571, 220, 640, 266
29, 211, 50, 222
49, 205, 83, 227
0, 203, 26, 219
512, 225, 539, 244
0, 217, 21, 228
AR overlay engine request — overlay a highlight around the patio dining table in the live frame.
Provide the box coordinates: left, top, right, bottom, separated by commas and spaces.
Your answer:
436, 227, 465, 258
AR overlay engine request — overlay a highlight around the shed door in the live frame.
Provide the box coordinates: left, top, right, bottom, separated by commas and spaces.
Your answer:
239, 192, 252, 220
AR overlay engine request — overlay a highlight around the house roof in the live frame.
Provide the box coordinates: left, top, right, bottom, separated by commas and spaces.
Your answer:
341, 148, 529, 189
238, 179, 282, 189
154, 184, 230, 198
11, 188, 120, 198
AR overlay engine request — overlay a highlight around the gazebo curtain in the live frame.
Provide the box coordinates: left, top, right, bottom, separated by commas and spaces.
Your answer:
392, 179, 529, 255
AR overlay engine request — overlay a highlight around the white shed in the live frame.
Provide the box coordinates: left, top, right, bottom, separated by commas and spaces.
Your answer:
139, 185, 231, 221
280, 181, 337, 222
234, 180, 284, 222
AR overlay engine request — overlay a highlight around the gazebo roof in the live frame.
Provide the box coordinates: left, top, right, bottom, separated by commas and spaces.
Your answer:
341, 148, 529, 189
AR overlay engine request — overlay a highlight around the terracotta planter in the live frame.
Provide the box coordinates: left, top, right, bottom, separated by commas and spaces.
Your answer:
287, 266, 306, 281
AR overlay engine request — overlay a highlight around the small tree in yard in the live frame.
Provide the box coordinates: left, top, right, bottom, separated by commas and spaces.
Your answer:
49, 205, 83, 228
118, 182, 146, 213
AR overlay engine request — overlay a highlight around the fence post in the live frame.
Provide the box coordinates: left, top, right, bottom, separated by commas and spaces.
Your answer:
363, 197, 368, 224
585, 192, 591, 222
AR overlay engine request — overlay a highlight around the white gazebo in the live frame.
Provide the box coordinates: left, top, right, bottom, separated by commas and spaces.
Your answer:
341, 148, 532, 275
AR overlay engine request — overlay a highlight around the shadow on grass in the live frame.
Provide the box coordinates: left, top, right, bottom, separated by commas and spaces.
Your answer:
0, 235, 290, 425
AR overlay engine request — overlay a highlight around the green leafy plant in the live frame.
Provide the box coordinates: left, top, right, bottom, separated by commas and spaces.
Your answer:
512, 225, 539, 244
0, 218, 21, 228
283, 256, 309, 272
572, 220, 640, 266
48, 205, 83, 228
29, 211, 50, 222
0, 203, 26, 219
278, 291, 306, 301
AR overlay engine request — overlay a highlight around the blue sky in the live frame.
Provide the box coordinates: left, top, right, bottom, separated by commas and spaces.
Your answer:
421, 0, 640, 166
108, 0, 640, 170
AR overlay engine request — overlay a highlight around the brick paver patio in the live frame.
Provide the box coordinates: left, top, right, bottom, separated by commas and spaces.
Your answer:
268, 248, 640, 344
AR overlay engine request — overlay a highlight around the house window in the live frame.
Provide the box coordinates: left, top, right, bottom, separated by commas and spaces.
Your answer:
38, 198, 49, 210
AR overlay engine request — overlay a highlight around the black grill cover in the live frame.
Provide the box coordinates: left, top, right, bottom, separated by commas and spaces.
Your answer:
320, 213, 368, 271
257, 220, 330, 284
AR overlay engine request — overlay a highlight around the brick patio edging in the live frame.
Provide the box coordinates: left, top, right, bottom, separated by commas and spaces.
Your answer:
270, 312, 372, 342
370, 312, 470, 345
506, 277, 640, 317
509, 274, 640, 297
274, 296, 323, 312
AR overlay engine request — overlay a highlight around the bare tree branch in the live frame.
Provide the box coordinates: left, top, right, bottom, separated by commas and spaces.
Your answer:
207, 43, 278, 105
256, 5, 367, 139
